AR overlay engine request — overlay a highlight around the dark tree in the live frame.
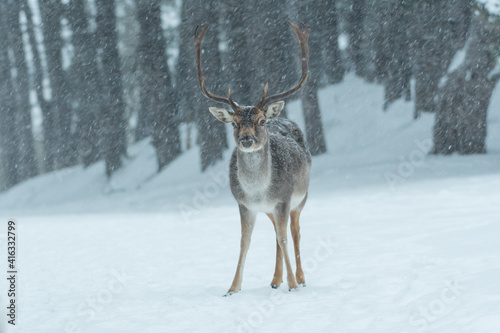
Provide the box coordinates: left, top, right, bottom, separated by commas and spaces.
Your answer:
24, 0, 51, 171
96, 0, 128, 177
223, 0, 256, 105
6, 0, 38, 182
256, 0, 298, 117
322, 0, 345, 84
347, 0, 366, 76
176, 0, 198, 131
298, 2, 328, 155
68, 0, 103, 167
412, 0, 472, 118
177, 0, 228, 172
39, 0, 75, 170
0, 0, 21, 189
362, 0, 387, 82
382, 1, 412, 110
433, 14, 500, 155
136, 0, 181, 171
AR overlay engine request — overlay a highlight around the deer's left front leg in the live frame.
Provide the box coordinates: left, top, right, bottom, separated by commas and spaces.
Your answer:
275, 202, 299, 291
226, 205, 256, 295
267, 213, 283, 289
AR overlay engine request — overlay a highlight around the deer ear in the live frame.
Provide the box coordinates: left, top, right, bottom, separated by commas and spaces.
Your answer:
209, 107, 234, 123
265, 101, 285, 120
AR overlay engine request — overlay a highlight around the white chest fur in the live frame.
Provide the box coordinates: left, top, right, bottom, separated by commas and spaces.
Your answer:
237, 150, 274, 213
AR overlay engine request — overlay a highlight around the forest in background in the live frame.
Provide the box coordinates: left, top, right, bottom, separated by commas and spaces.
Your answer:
1, 0, 499, 191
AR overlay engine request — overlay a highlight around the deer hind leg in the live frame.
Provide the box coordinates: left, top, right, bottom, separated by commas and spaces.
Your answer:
267, 213, 283, 288
275, 203, 299, 291
226, 205, 256, 295
290, 210, 305, 286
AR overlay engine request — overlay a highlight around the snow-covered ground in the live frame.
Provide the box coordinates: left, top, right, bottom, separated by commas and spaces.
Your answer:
478, 0, 500, 16
1, 74, 500, 332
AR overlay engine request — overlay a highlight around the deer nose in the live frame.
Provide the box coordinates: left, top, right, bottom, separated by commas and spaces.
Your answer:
239, 135, 254, 148
241, 139, 253, 148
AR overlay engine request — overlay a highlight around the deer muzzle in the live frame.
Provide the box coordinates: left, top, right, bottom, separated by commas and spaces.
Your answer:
239, 134, 255, 149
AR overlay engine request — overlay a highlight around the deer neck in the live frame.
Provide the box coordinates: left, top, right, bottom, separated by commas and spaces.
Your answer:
236, 140, 272, 195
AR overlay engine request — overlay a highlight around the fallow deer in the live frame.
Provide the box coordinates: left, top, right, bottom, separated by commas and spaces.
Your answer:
195, 21, 311, 295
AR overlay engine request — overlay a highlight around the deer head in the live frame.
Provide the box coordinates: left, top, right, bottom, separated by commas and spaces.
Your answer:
194, 21, 310, 152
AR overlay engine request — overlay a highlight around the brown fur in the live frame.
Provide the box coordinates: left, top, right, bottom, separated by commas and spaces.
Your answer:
227, 205, 256, 293
195, 22, 312, 295
267, 213, 284, 288
224, 116, 310, 294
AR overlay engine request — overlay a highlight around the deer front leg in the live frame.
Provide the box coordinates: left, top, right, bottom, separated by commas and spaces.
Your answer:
290, 210, 305, 286
274, 202, 299, 291
226, 205, 256, 295
267, 213, 283, 288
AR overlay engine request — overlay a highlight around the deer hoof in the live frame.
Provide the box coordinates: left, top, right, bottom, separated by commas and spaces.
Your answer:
270, 278, 282, 288
224, 291, 235, 297
289, 287, 300, 292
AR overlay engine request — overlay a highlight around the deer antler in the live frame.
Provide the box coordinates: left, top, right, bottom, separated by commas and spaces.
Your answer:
256, 21, 310, 109
195, 25, 241, 113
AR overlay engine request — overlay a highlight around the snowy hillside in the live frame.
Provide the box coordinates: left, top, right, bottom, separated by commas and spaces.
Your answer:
0, 75, 500, 332
2, 74, 500, 215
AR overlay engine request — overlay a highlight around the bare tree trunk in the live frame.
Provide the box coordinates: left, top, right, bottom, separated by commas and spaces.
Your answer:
323, 0, 345, 84
251, 0, 296, 118
68, 0, 103, 167
383, 2, 412, 110
39, 0, 75, 169
6, 0, 38, 182
176, 0, 198, 130
413, 0, 472, 118
24, 0, 53, 173
197, 0, 228, 171
433, 16, 500, 155
96, 0, 128, 177
137, 0, 181, 171
297, 2, 328, 155
178, 0, 228, 172
0, 1, 21, 189
348, 0, 366, 77
0, 66, 19, 189
223, 0, 255, 105
302, 82, 327, 155
364, 0, 389, 83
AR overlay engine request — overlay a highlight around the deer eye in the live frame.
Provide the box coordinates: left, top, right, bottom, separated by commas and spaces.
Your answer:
259, 119, 266, 126
231, 122, 237, 128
